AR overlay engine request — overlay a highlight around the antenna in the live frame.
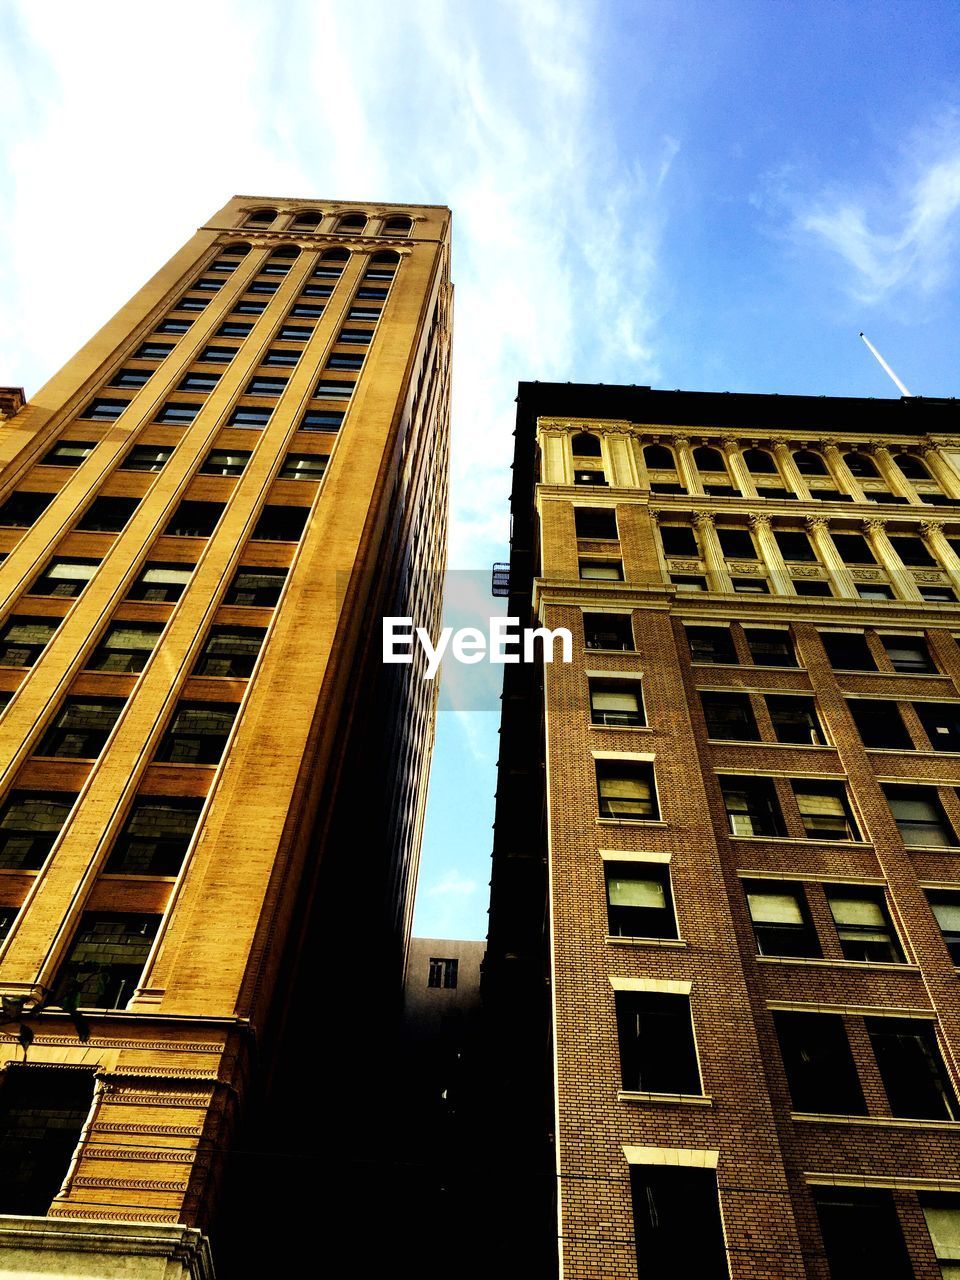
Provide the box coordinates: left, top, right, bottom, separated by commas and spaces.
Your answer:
859, 332, 913, 397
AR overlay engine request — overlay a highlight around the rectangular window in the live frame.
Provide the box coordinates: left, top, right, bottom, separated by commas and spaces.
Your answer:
155, 701, 238, 765
820, 630, 876, 671
615, 991, 701, 1094
251, 505, 310, 542
792, 780, 859, 841
262, 349, 301, 367
427, 958, 458, 989
192, 277, 223, 292
105, 797, 204, 876
915, 702, 960, 751
229, 405, 273, 428
685, 625, 737, 664
134, 342, 174, 360
347, 306, 381, 322
233, 300, 266, 315
773, 1011, 866, 1114
86, 623, 163, 673
630, 1166, 729, 1280
80, 397, 127, 421
719, 776, 785, 837
175, 296, 210, 312
225, 567, 288, 607
700, 691, 759, 741
882, 633, 936, 673
278, 325, 313, 341
164, 501, 224, 539
579, 559, 623, 580
279, 453, 328, 482
766, 695, 826, 745
291, 304, 325, 319
889, 535, 937, 566
813, 1188, 913, 1280
126, 563, 193, 603
589, 681, 644, 728
300, 284, 331, 298
831, 533, 876, 564
0, 791, 77, 871
0, 1067, 95, 1216
733, 576, 770, 594
200, 449, 250, 477
826, 885, 904, 962
336, 327, 370, 343
245, 377, 288, 397
744, 880, 820, 957
55, 912, 161, 1009
156, 319, 192, 335
596, 760, 658, 820
794, 578, 833, 596
605, 862, 676, 939
774, 530, 817, 562
927, 891, 960, 964
744, 627, 796, 667
177, 373, 220, 393
314, 378, 355, 398
193, 627, 266, 678
356, 286, 388, 300
920, 1194, 960, 1280
154, 402, 201, 425
883, 784, 956, 847
327, 352, 364, 370
866, 1017, 959, 1120
659, 524, 698, 556
198, 345, 237, 364
672, 573, 707, 592
248, 279, 279, 294
847, 699, 912, 749
34, 697, 126, 759
0, 492, 54, 527
0, 617, 59, 668
299, 410, 344, 432
857, 583, 895, 600
575, 508, 618, 540
716, 527, 757, 558
30, 558, 99, 598
217, 322, 253, 338
119, 445, 173, 472
76, 496, 138, 533
40, 441, 95, 467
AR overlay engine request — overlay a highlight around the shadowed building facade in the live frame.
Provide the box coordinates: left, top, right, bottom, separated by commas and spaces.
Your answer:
0, 196, 451, 1276
486, 382, 960, 1279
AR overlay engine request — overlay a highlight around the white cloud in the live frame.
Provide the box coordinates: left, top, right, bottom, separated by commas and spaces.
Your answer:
427, 869, 478, 898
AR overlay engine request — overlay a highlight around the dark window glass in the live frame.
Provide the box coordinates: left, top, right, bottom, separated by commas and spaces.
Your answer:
826, 885, 904, 963
643, 444, 675, 470
685, 626, 737, 664
233, 300, 266, 315
229, 405, 272, 428
30, 558, 99, 598
356, 286, 389, 301
126, 563, 193, 603
756, 484, 791, 499
177, 373, 220, 393
596, 760, 658, 820
86, 623, 163, 673
155, 402, 201, 425
336, 327, 371, 343
673, 574, 708, 592
193, 627, 266, 678
865, 490, 909, 504
299, 410, 344, 432
120, 445, 173, 472
200, 450, 250, 477
34, 697, 126, 759
744, 628, 796, 667
314, 378, 355, 398
108, 368, 151, 389
792, 780, 858, 841
630, 1166, 729, 1280
175, 296, 210, 312
225, 567, 288, 607
716, 527, 756, 558
327, 353, 364, 370
847, 699, 912, 749
719, 776, 785, 837
427, 957, 458, 989
927, 891, 960, 965
155, 701, 238, 765
0, 791, 77, 871
920, 585, 958, 603
383, 216, 412, 235
291, 211, 322, 228
156, 320, 192, 335
245, 377, 287, 397
80, 398, 127, 421
245, 208, 276, 225
733, 576, 769, 594
262, 349, 301, 367
301, 284, 331, 298
40, 441, 95, 467
574, 469, 606, 486
590, 681, 644, 727
774, 530, 816, 562
881, 633, 936, 673
0, 492, 54, 527
583, 613, 633, 651
700, 691, 758, 741
575, 508, 618, 540
774, 1011, 866, 1114
744, 880, 820, 957
0, 1067, 95, 1215
164, 501, 224, 538
883, 783, 956, 847
767, 695, 826, 744
337, 214, 366, 231
889, 535, 936, 566
248, 279, 280, 293
217, 322, 253, 339
743, 447, 777, 474
0, 617, 59, 667
579, 559, 623, 581
251, 505, 309, 542
894, 452, 931, 480
291, 304, 324, 319
793, 449, 828, 476
134, 342, 174, 360
844, 451, 879, 477
55, 912, 160, 1009
866, 1017, 959, 1119
659, 524, 697, 556
813, 1188, 912, 1280
278, 325, 312, 341
347, 306, 380, 322
192, 277, 223, 292
615, 992, 701, 1094
794, 578, 833, 596
279, 453, 328, 481
605, 862, 676, 939
820, 630, 876, 670
75, 497, 138, 533
106, 797, 204, 876
831, 533, 876, 564
198, 345, 237, 364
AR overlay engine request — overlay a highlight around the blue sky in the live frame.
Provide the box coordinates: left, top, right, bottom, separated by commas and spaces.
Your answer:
2, 0, 960, 938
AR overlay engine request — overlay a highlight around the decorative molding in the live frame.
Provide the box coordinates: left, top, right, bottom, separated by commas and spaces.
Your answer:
691, 511, 715, 527
862, 519, 887, 535
748, 512, 771, 530
805, 515, 829, 532
920, 520, 945, 537
92, 1122, 204, 1138
84, 1148, 195, 1165
46, 1207, 182, 1223
71, 1177, 189, 1192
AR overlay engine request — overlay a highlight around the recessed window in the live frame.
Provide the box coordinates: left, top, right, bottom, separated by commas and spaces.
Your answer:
921, 585, 958, 603
774, 530, 816, 562
881, 633, 936, 673
299, 410, 344, 432
356, 285, 389, 301
41, 441, 96, 467
245, 376, 287, 397
844, 451, 879, 477
126, 563, 193, 603
156, 319, 192, 335
34, 697, 126, 759
248, 279, 280, 294
291, 211, 322, 229
773, 1011, 866, 1114
589, 680, 644, 728
820, 630, 875, 671
911, 699, 960, 748
920, 1193, 960, 1280
883, 784, 956, 847
813, 1188, 912, 1280
926, 891, 960, 964
229, 405, 273, 429
81, 397, 128, 421
575, 508, 618, 540
719, 776, 785, 837
198, 345, 237, 365
574, 469, 606, 486
630, 1165, 728, 1279
278, 325, 313, 341
175, 295, 210, 312
596, 760, 658, 820
291, 303, 324, 319
894, 452, 931, 480
134, 342, 174, 360
825, 885, 904, 963
793, 449, 828, 476
75, 496, 138, 533
857, 583, 895, 601
233, 300, 266, 316
605, 862, 676, 938
193, 626, 266, 678
744, 880, 820, 957
767, 695, 826, 745
685, 625, 736, 664
733, 576, 769, 594
427, 957, 458, 989
0, 791, 78, 871
314, 378, 355, 398
847, 698, 912, 749
279, 453, 328, 482
889, 535, 937, 567
0, 617, 59, 667
794, 578, 833, 597
86, 622, 163, 673
659, 524, 697, 556
383, 215, 412, 235
154, 402, 201, 425
866, 1016, 958, 1119
673, 574, 708, 592
583, 612, 633, 651
831, 533, 876, 563
744, 628, 796, 667
177, 373, 220, 394
0, 1066, 96, 1215
262, 349, 301, 367
579, 559, 623, 581
200, 449, 250, 478
700, 691, 759, 741
192, 277, 223, 292
0, 492, 54, 527
164, 501, 224, 539
337, 213, 366, 232
245, 208, 276, 226
792, 780, 858, 841
120, 445, 173, 473
217, 322, 253, 339
716, 527, 756, 558
251, 505, 310, 543
56, 912, 161, 1009
336, 327, 372, 344
225, 567, 287, 607
105, 796, 204, 876
347, 306, 380, 322
155, 701, 238, 765
30, 558, 100, 598
327, 353, 364, 370
615, 990, 701, 1094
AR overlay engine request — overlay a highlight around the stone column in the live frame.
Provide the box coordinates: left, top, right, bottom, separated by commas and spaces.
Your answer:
920, 520, 960, 597
771, 441, 811, 500
693, 511, 734, 594
820, 441, 865, 501
539, 426, 573, 485
722, 440, 757, 498
921, 444, 960, 500
805, 515, 858, 598
604, 429, 641, 488
868, 444, 921, 504
673, 437, 704, 495
749, 513, 793, 595
862, 518, 923, 601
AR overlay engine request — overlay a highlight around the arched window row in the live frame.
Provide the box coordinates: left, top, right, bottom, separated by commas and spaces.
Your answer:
242, 208, 416, 235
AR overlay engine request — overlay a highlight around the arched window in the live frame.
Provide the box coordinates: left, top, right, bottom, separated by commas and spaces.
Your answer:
272, 246, 300, 259
793, 449, 828, 476
221, 243, 251, 257
572, 433, 602, 458
894, 452, 930, 480
245, 208, 276, 226
371, 250, 400, 266
743, 448, 777, 474
321, 248, 349, 262
291, 211, 322, 228
383, 215, 412, 235
644, 444, 675, 470
337, 213, 367, 232
693, 446, 726, 473
844, 451, 878, 478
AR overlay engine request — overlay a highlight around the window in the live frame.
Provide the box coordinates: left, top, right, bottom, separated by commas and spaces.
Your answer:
643, 444, 675, 470
823, 884, 903, 962
920, 1193, 960, 1280
30, 557, 99, 598
427, 957, 458, 989
279, 453, 328, 481
844, 451, 879, 477
347, 306, 380, 323
894, 452, 931, 480
847, 698, 913, 749
883, 784, 956, 847
0, 791, 77, 870
794, 578, 833, 596
156, 319, 192, 335
134, 342, 174, 360
673, 574, 708, 592
248, 279, 280, 294
630, 1165, 729, 1280
716, 527, 756, 558
233, 300, 266, 315
882, 633, 936, 673
86, 623, 163, 673
245, 208, 276, 225
164, 501, 224, 538
700, 691, 758, 741
154, 402, 201, 425
177, 373, 220, 393
217, 322, 253, 339
127, 563, 193, 603
719, 776, 785, 837
658, 524, 697, 556
225, 567, 287, 607
0, 492, 54, 527
175, 295, 210, 312
262, 349, 301, 367
921, 585, 958, 603
80, 397, 127, 421
606, 862, 676, 938
192, 277, 223, 292
336, 327, 372, 344
820, 630, 876, 671
200, 449, 250, 477
106, 797, 203, 876
583, 613, 633, 651
0, 906, 14, 941
830, 532, 876, 563
570, 432, 602, 459
589, 681, 644, 727
773, 1011, 866, 1113
0, 617, 59, 667
744, 628, 796, 667
278, 324, 314, 342
229, 405, 273, 428
383, 215, 412, 235
865, 490, 908, 505
327, 352, 364, 370
774, 530, 816, 562
615, 991, 701, 1094
596, 760, 658, 820
744, 880, 820, 957
0, 1067, 96, 1215
337, 213, 366, 231
198, 345, 237, 364
120, 445, 173, 472
927, 891, 960, 964
291, 211, 322, 228
792, 780, 858, 841
866, 1016, 958, 1119
155, 701, 238, 765
75, 496, 139, 533
889, 535, 936, 566
40, 440, 95, 467
55, 912, 161, 1009
767, 695, 826, 745
193, 627, 266, 678
290, 304, 324, 319
314, 378, 355, 398
914, 702, 960, 751
246, 376, 287, 397
579, 559, 623, 580
793, 449, 828, 476
251, 505, 310, 542
575, 508, 618, 540
685, 625, 737, 664
34, 697, 126, 758
732, 576, 769, 594
299, 410, 344, 432
575, 469, 606, 486
367, 251, 399, 277
813, 1188, 912, 1280
756, 483, 792, 499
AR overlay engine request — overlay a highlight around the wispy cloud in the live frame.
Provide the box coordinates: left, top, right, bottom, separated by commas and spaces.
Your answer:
427, 869, 478, 899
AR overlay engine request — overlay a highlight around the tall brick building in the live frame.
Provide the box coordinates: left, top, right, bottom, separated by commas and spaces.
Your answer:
0, 196, 451, 1276
486, 382, 960, 1278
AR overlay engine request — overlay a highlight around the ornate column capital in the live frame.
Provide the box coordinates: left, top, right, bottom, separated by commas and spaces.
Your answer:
865, 441, 892, 457
862, 518, 887, 536
692, 511, 715, 527
805, 515, 830, 533
748, 512, 771, 531
920, 519, 945, 538
818, 439, 842, 454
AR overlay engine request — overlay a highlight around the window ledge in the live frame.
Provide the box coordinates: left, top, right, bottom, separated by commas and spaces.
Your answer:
589, 724, 652, 733
728, 835, 871, 849
707, 738, 835, 750
756, 956, 919, 973
583, 648, 639, 656
791, 1111, 960, 1130
619, 1090, 713, 1107
902, 844, 960, 854
606, 936, 687, 949
832, 668, 946, 678
597, 818, 669, 828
